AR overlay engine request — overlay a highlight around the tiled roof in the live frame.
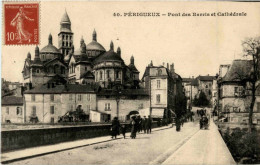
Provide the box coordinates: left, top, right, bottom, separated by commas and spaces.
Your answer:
222, 60, 252, 82
2, 96, 23, 106
24, 84, 95, 94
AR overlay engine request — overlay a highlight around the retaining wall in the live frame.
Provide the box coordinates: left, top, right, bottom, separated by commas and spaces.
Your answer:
1, 122, 160, 152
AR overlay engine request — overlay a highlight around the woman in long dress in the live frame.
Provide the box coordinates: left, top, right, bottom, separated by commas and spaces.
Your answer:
111, 117, 120, 139
130, 116, 137, 139
10, 7, 34, 43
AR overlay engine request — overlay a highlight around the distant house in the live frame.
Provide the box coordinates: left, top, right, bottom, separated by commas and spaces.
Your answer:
218, 60, 260, 124
1, 96, 23, 123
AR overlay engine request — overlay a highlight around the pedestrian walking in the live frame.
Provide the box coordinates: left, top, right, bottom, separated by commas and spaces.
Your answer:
120, 124, 126, 139
130, 116, 137, 139
143, 116, 147, 133
146, 115, 152, 134
111, 117, 120, 139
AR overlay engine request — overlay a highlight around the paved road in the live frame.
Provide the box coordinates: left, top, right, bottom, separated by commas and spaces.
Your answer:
11, 121, 199, 165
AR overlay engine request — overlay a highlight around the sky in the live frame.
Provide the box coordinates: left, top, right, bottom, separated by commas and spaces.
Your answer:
2, 1, 260, 82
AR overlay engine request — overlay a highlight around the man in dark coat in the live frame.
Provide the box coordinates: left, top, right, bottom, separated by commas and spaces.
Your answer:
143, 116, 147, 133
111, 117, 120, 139
146, 115, 152, 134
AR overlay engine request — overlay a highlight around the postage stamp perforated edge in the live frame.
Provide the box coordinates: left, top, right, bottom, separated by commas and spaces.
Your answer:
2, 1, 40, 46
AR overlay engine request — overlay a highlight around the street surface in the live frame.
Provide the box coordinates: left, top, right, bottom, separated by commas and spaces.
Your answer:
11, 121, 199, 165
7, 108, 235, 165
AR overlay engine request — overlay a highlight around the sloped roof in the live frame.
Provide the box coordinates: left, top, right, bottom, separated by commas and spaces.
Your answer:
2, 96, 23, 106
197, 75, 215, 81
222, 60, 252, 82
128, 64, 139, 73
182, 78, 192, 82
24, 84, 95, 94
94, 50, 123, 64
80, 71, 95, 79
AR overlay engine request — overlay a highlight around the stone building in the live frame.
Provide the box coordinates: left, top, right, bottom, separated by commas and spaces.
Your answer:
24, 84, 96, 123
1, 96, 23, 123
217, 59, 260, 124
20, 10, 146, 123
142, 62, 186, 118
22, 10, 139, 90
182, 77, 199, 107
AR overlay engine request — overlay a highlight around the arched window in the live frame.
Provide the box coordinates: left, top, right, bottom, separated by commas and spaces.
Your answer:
107, 70, 110, 78
54, 65, 59, 74
100, 71, 103, 80
116, 71, 119, 79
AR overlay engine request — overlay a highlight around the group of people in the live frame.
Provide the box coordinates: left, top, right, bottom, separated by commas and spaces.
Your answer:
130, 115, 152, 139
110, 115, 153, 139
197, 108, 207, 117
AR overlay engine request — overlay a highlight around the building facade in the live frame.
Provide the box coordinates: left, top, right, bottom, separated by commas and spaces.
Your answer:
1, 96, 23, 123
24, 84, 96, 123
217, 60, 260, 124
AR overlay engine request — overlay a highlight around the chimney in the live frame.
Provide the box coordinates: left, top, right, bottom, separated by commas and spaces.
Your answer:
163, 62, 165, 67
167, 63, 169, 69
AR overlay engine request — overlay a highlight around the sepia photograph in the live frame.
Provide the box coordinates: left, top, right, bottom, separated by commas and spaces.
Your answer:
1, 1, 260, 164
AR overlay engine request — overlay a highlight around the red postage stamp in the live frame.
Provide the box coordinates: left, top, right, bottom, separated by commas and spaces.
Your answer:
4, 3, 39, 45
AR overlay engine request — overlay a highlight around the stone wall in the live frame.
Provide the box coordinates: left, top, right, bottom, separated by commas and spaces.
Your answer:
1, 122, 160, 152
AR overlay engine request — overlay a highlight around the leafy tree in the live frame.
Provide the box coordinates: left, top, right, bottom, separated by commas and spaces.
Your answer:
193, 91, 209, 107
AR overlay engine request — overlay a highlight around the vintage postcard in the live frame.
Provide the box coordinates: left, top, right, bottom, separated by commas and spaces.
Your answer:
1, 1, 260, 165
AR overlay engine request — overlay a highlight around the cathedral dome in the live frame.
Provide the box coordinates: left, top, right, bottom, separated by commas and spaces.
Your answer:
86, 29, 106, 52
40, 34, 60, 54
86, 41, 106, 52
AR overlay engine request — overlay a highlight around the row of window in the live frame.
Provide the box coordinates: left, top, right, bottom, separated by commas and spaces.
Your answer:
31, 94, 92, 102
5, 107, 22, 115
31, 104, 92, 116
96, 70, 121, 80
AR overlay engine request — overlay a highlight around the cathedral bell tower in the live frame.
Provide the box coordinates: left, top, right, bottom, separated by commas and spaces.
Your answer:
58, 10, 73, 58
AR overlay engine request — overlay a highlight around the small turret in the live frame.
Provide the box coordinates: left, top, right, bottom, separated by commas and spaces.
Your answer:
110, 41, 114, 51
117, 47, 121, 57
35, 46, 39, 58
48, 34, 53, 45
27, 52, 31, 59
80, 37, 84, 47
93, 29, 97, 41
130, 56, 134, 65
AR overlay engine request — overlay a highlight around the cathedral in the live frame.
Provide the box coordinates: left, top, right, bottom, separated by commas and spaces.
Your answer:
22, 10, 140, 89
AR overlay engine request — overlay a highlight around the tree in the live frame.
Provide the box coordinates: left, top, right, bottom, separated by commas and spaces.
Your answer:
239, 37, 260, 130
193, 91, 209, 107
